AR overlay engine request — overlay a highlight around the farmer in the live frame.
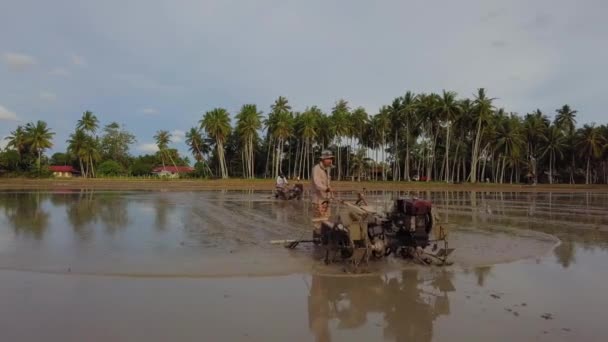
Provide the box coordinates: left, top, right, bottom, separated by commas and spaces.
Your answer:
311, 150, 334, 236
275, 173, 288, 198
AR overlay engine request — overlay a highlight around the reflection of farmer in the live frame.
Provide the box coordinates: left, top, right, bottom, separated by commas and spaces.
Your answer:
275, 173, 288, 198
311, 150, 334, 236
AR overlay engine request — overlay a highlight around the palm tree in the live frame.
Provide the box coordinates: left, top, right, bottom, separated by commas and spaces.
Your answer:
495, 114, 525, 183
541, 125, 567, 184
154, 130, 178, 173
5, 125, 28, 157
236, 104, 263, 178
24, 121, 55, 173
524, 110, 549, 184
437, 90, 462, 182
185, 127, 207, 162
265, 97, 292, 178
470, 88, 495, 183
576, 124, 606, 184
295, 106, 320, 179
375, 107, 391, 180
350, 148, 372, 181
201, 108, 231, 178
401, 91, 417, 181
67, 129, 89, 176
388, 97, 403, 180
330, 99, 351, 180
416, 94, 440, 181
77, 111, 99, 133
76, 111, 100, 177
554, 105, 578, 183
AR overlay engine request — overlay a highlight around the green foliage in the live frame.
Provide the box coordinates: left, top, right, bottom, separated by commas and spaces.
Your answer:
129, 155, 156, 176
51, 152, 71, 165
100, 122, 136, 166
97, 160, 126, 176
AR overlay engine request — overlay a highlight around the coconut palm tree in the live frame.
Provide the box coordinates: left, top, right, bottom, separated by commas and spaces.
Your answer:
5, 125, 28, 157
265, 97, 292, 178
375, 107, 391, 180
330, 99, 351, 180
76, 111, 100, 177
401, 91, 418, 181
416, 93, 440, 181
235, 104, 263, 179
541, 125, 567, 184
554, 105, 578, 183
185, 127, 208, 163
524, 110, 549, 184
495, 114, 525, 183
350, 148, 372, 181
77, 111, 99, 133
154, 130, 179, 174
24, 121, 55, 173
437, 90, 462, 182
67, 129, 89, 176
470, 88, 495, 183
576, 124, 606, 184
201, 108, 231, 178
295, 106, 320, 179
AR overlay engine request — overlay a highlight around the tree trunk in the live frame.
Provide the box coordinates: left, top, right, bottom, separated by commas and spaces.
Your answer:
264, 136, 272, 178
470, 119, 483, 183
586, 156, 590, 184
480, 148, 488, 183
549, 151, 553, 184
79, 158, 85, 178
570, 154, 575, 184
445, 122, 450, 182
404, 124, 410, 181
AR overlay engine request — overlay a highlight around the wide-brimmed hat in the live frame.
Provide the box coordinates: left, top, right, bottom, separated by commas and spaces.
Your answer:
320, 149, 334, 159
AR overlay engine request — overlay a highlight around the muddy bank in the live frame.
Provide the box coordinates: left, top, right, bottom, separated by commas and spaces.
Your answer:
1, 178, 608, 193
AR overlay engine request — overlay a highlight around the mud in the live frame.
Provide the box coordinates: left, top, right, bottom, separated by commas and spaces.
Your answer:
0, 190, 559, 277
1, 189, 607, 341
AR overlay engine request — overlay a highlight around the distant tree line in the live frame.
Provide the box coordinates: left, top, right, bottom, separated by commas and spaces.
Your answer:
2, 88, 607, 184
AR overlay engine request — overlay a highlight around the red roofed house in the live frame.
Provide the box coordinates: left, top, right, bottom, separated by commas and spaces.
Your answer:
152, 166, 195, 178
49, 165, 80, 178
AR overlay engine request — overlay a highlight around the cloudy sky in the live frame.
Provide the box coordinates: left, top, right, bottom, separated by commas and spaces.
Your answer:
1, 0, 606, 156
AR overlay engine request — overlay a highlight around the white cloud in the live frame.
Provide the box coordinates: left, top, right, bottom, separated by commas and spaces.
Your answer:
171, 129, 185, 143
71, 54, 87, 67
141, 107, 158, 115
2, 52, 37, 71
113, 73, 184, 92
0, 105, 19, 121
40, 91, 57, 101
0, 136, 7, 150
137, 143, 159, 153
49, 67, 71, 76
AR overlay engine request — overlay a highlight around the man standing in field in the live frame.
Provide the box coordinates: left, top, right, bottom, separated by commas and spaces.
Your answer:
311, 150, 334, 237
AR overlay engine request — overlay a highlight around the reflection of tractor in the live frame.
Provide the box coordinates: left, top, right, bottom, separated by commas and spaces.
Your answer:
308, 270, 454, 342
274, 184, 304, 200
276, 195, 452, 271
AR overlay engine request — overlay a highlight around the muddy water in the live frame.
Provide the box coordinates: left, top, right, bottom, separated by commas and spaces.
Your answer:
0, 190, 607, 341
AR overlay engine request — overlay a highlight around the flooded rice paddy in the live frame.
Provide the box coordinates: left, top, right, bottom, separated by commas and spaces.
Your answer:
1, 190, 607, 341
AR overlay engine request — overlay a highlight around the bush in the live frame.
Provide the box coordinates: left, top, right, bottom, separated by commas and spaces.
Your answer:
98, 160, 126, 176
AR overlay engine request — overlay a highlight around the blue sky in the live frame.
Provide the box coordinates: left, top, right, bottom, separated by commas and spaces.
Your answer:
1, 0, 607, 157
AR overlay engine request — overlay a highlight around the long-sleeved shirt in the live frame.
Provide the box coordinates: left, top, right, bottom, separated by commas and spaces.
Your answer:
276, 176, 288, 188
311, 163, 330, 204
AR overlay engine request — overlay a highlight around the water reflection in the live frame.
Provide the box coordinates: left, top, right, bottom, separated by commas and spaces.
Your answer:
308, 270, 455, 342
0, 192, 50, 239
62, 190, 130, 237
154, 195, 171, 231
0, 190, 607, 275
